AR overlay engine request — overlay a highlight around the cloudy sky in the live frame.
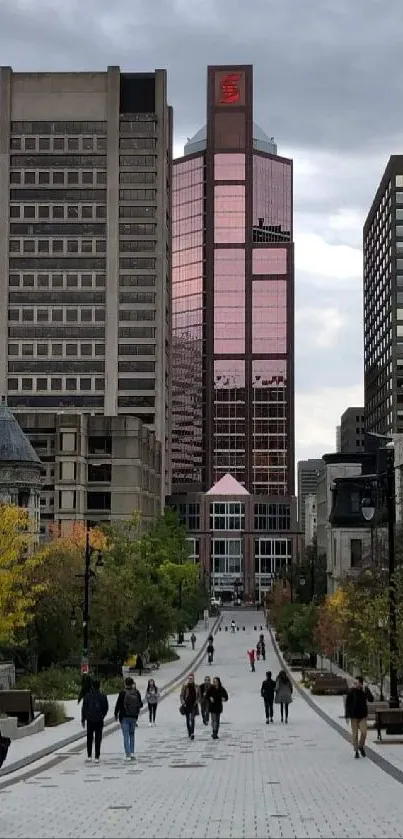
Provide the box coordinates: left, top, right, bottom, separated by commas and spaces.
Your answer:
1, 0, 401, 463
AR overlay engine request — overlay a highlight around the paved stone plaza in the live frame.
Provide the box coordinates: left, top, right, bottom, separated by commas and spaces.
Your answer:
2, 611, 403, 838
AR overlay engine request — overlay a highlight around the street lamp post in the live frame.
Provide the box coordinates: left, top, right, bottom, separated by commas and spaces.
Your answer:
74, 526, 103, 672
361, 444, 399, 709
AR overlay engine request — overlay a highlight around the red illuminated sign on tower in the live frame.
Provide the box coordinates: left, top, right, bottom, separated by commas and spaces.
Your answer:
219, 73, 241, 104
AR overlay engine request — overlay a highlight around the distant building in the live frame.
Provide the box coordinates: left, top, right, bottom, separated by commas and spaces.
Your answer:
364, 156, 403, 436
0, 396, 42, 543
340, 407, 365, 453
304, 493, 317, 547
336, 425, 341, 452
15, 411, 161, 539
316, 452, 375, 594
297, 459, 323, 534
170, 473, 298, 604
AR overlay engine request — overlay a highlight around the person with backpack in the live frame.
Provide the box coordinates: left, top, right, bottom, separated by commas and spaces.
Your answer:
114, 677, 143, 760
81, 679, 109, 762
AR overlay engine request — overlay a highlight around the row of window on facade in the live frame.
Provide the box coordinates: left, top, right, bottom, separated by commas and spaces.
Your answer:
9, 204, 156, 221
8, 308, 155, 323
10, 170, 157, 187
9, 239, 157, 256
187, 536, 292, 571
8, 272, 156, 289
8, 376, 155, 392
10, 135, 156, 152
177, 501, 291, 532
8, 341, 155, 358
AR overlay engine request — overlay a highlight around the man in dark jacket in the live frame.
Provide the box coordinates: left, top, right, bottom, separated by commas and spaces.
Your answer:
206, 676, 228, 739
81, 679, 108, 762
261, 671, 276, 723
345, 676, 368, 758
114, 677, 143, 760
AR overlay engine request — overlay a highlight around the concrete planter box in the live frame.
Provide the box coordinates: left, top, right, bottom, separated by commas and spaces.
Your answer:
0, 714, 44, 740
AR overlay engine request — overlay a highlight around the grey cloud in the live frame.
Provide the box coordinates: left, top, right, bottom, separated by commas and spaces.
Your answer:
1, 0, 403, 155
295, 277, 362, 392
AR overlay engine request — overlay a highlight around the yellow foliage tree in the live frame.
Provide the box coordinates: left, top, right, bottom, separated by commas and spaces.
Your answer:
48, 520, 107, 553
0, 504, 48, 645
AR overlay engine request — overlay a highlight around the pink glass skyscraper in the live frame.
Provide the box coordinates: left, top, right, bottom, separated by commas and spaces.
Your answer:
172, 64, 294, 498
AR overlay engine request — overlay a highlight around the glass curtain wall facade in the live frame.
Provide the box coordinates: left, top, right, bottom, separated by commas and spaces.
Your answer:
172, 64, 294, 497
172, 156, 204, 487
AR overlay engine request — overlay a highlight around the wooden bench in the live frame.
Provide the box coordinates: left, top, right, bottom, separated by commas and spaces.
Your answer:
0, 689, 34, 724
311, 675, 349, 696
375, 708, 403, 740
285, 654, 310, 670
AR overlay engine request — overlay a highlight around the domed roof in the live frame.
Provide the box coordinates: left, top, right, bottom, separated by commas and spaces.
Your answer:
0, 398, 41, 465
183, 123, 277, 157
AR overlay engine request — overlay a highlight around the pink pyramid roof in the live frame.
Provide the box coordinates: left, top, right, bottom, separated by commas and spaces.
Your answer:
206, 473, 250, 496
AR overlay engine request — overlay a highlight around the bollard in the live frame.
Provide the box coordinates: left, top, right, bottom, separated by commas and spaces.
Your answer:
254, 626, 257, 631
219, 626, 222, 631
236, 626, 239, 631
225, 626, 228, 631
260, 626, 263, 631
242, 626, 245, 631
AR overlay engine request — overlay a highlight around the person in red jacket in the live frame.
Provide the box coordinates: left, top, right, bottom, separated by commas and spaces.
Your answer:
248, 649, 255, 672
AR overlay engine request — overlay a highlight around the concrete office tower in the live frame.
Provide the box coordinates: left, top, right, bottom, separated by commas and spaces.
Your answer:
170, 66, 297, 602
0, 66, 172, 520
172, 64, 294, 496
364, 156, 403, 435
340, 406, 365, 453
297, 459, 323, 534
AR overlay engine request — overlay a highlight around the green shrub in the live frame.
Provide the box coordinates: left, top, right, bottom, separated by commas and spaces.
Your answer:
17, 667, 81, 700
150, 645, 179, 664
36, 700, 67, 726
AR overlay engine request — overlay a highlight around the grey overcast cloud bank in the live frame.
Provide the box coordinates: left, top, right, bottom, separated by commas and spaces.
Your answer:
1, 0, 400, 461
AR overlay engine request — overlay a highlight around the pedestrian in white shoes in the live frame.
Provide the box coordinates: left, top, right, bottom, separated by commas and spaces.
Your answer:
145, 678, 160, 726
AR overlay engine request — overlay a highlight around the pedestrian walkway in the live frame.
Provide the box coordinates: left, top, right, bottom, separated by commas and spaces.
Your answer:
0, 618, 213, 776
2, 610, 403, 837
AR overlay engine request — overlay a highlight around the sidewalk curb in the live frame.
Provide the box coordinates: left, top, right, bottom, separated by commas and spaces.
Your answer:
268, 624, 403, 787
0, 614, 222, 783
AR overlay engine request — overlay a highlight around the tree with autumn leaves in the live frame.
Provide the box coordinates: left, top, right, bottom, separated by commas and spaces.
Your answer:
0, 504, 47, 648
0, 506, 207, 674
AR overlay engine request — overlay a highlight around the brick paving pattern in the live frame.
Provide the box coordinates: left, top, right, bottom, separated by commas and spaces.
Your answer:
1, 611, 403, 838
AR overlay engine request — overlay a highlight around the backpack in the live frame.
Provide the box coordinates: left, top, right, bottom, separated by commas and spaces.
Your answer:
85, 690, 105, 723
124, 689, 139, 717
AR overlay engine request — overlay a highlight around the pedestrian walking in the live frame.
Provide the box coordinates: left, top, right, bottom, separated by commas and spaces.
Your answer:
207, 640, 214, 665
136, 653, 144, 676
206, 676, 228, 739
180, 673, 199, 740
81, 679, 108, 763
0, 729, 10, 769
261, 670, 276, 723
145, 678, 160, 726
199, 676, 212, 725
114, 677, 143, 760
248, 649, 256, 672
77, 673, 92, 704
259, 634, 266, 661
256, 642, 261, 661
191, 632, 196, 650
275, 670, 293, 722
345, 676, 368, 758
231, 620, 236, 633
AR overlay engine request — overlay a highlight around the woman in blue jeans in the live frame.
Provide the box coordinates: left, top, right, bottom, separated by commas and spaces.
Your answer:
114, 677, 143, 760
